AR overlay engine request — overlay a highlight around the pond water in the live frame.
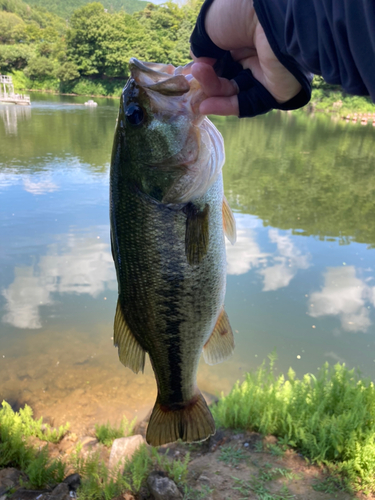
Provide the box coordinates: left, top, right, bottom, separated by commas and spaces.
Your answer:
1, 94, 375, 431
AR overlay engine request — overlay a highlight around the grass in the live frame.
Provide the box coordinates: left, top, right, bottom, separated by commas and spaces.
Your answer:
0, 401, 69, 444
95, 416, 136, 446
183, 484, 214, 499
0, 401, 69, 489
218, 445, 248, 467
212, 354, 375, 494
0, 399, 191, 497
232, 473, 295, 500
70, 443, 191, 499
3, 356, 375, 496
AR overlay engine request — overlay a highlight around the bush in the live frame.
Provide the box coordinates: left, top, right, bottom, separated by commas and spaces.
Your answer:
54, 61, 80, 82
212, 356, 375, 494
63, 77, 124, 97
24, 55, 54, 79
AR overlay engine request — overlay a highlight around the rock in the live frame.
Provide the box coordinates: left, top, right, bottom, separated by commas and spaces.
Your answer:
79, 436, 98, 456
49, 484, 70, 500
9, 488, 48, 500
65, 433, 78, 443
0, 469, 27, 496
108, 435, 144, 472
146, 471, 182, 500
197, 475, 211, 486
63, 474, 81, 492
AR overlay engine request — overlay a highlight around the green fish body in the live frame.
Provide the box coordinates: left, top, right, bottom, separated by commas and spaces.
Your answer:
110, 59, 236, 446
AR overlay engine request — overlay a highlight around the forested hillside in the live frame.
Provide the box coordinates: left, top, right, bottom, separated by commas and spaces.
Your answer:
25, 0, 149, 18
0, 0, 202, 96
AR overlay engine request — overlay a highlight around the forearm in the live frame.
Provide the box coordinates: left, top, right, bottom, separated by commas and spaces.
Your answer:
255, 0, 375, 99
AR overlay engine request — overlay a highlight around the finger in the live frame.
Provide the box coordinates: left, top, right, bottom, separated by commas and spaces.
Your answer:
192, 62, 238, 98
230, 47, 257, 61
199, 95, 239, 116
190, 50, 217, 66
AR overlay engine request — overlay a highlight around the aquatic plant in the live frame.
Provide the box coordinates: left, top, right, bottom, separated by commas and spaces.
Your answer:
95, 416, 136, 446
212, 355, 375, 493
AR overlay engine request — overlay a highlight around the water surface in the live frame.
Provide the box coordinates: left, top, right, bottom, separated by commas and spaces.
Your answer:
1, 95, 375, 431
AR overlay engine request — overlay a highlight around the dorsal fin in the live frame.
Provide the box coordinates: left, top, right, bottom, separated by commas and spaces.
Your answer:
114, 299, 146, 374
203, 308, 235, 365
222, 196, 237, 244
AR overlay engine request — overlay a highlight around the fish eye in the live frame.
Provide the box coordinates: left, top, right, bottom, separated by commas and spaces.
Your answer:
125, 104, 144, 126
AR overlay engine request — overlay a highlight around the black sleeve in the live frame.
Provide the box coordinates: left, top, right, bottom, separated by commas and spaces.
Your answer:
254, 0, 375, 100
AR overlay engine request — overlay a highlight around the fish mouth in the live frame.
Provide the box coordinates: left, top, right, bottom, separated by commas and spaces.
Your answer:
129, 57, 206, 117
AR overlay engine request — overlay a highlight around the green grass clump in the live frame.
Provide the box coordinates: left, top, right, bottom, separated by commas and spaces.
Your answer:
0, 401, 68, 488
212, 355, 375, 494
0, 401, 69, 444
25, 447, 66, 489
73, 443, 190, 499
218, 445, 247, 467
95, 416, 136, 447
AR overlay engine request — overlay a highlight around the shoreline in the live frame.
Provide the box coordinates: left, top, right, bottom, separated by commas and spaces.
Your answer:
12, 87, 375, 119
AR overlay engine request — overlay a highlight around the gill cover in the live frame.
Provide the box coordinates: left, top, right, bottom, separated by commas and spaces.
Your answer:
121, 58, 225, 205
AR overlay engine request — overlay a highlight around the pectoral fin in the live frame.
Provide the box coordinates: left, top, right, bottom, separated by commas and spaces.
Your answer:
223, 196, 236, 244
185, 203, 209, 265
203, 308, 235, 365
114, 299, 146, 374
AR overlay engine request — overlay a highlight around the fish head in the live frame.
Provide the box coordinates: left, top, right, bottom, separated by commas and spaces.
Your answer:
114, 59, 224, 204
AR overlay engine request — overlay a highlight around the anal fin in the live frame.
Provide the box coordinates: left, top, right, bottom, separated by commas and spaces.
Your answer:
223, 196, 236, 244
114, 298, 146, 374
203, 308, 235, 365
185, 203, 209, 265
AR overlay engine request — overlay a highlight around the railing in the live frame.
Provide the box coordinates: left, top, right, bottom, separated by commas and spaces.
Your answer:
0, 75, 12, 84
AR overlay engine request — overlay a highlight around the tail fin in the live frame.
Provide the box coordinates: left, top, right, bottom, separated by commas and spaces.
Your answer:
146, 392, 215, 446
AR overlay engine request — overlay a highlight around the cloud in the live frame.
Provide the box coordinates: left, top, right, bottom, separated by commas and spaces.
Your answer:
225, 217, 269, 275
258, 229, 310, 291
2, 267, 54, 329
23, 177, 58, 195
225, 216, 310, 291
308, 266, 375, 333
2, 232, 116, 329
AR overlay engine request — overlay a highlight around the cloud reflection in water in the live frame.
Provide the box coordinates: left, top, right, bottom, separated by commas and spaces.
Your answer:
226, 214, 310, 291
308, 266, 375, 333
2, 232, 116, 329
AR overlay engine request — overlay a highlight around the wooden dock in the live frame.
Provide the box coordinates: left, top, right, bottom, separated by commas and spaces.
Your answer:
0, 75, 30, 106
0, 95, 31, 105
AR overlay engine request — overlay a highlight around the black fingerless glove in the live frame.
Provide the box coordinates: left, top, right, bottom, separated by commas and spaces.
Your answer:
190, 0, 312, 118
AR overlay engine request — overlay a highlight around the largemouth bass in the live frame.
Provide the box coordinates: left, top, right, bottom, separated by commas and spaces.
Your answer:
110, 58, 236, 446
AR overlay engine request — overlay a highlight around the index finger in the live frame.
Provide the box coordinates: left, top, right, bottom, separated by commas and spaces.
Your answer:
192, 62, 238, 98
190, 50, 217, 67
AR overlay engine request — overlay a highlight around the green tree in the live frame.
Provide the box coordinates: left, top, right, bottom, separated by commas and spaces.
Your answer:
0, 10, 24, 43
0, 43, 34, 71
24, 55, 54, 78
54, 61, 79, 81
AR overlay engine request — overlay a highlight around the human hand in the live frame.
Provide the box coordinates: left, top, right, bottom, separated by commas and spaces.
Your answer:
190, 0, 306, 117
